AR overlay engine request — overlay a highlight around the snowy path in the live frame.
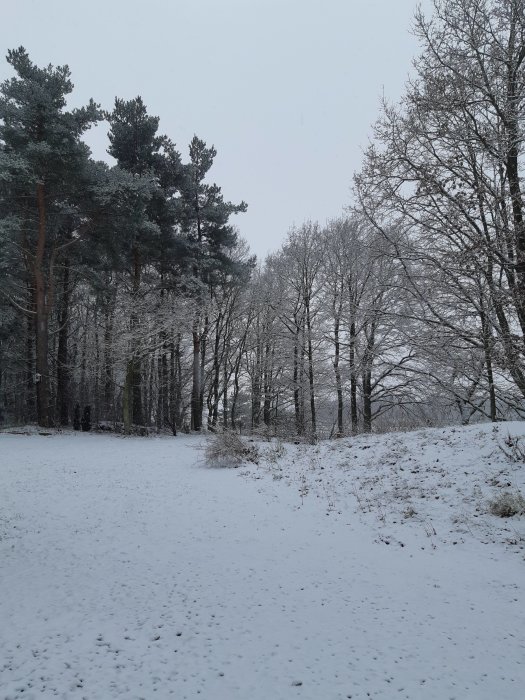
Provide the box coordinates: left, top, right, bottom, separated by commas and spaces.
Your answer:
0, 432, 523, 699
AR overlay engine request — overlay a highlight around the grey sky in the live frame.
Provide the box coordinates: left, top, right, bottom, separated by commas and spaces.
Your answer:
1, 0, 431, 259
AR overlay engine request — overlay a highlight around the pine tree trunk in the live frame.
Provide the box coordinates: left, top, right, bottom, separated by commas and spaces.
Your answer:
34, 183, 51, 427
93, 304, 101, 426
173, 336, 182, 433
131, 249, 144, 426
56, 260, 71, 425
123, 248, 144, 431
103, 293, 115, 422
79, 305, 88, 408
25, 291, 36, 424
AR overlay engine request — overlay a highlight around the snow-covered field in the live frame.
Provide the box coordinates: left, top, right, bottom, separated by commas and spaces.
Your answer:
1, 422, 524, 699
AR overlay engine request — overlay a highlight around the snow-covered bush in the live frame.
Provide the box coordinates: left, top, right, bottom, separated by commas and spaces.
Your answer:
489, 491, 525, 518
264, 440, 285, 463
205, 431, 259, 468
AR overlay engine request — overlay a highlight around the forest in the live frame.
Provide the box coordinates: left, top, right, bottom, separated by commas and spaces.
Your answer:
2, 0, 525, 436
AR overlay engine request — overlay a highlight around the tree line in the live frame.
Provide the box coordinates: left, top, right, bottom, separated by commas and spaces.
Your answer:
0, 47, 249, 431
2, 0, 525, 436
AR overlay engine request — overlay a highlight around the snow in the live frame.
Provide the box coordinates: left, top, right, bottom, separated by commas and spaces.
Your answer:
0, 423, 524, 699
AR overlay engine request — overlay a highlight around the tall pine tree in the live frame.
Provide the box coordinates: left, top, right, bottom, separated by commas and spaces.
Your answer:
106, 96, 183, 431
0, 48, 101, 426
179, 136, 247, 430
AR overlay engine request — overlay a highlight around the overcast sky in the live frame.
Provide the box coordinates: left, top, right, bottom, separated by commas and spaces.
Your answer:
1, 0, 431, 259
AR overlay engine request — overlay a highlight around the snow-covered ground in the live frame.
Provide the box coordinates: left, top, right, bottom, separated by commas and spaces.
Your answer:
1, 422, 524, 699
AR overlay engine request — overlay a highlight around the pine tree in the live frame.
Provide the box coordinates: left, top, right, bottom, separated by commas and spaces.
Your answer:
179, 136, 248, 430
0, 47, 101, 426
106, 96, 183, 431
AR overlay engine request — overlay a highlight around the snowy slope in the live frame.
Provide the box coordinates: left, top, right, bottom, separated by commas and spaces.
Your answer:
251, 421, 525, 552
0, 424, 524, 700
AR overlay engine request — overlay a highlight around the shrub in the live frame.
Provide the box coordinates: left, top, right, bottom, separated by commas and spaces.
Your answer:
489, 490, 525, 518
205, 431, 259, 468
264, 440, 286, 463
499, 434, 525, 464
403, 505, 417, 519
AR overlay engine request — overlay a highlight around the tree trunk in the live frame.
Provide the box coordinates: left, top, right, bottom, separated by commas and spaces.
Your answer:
231, 343, 243, 428
173, 336, 183, 432
93, 304, 101, 426
263, 343, 273, 427
293, 322, 304, 436
123, 247, 143, 431
24, 291, 36, 424
210, 314, 221, 428
103, 292, 115, 422
34, 182, 51, 427
199, 315, 208, 423
160, 331, 169, 430
131, 249, 144, 426
251, 331, 262, 428
505, 62, 525, 338
79, 304, 88, 408
362, 369, 372, 433
480, 304, 497, 422
123, 360, 133, 433
349, 320, 358, 433
191, 324, 202, 431
56, 261, 71, 425
223, 349, 229, 429
305, 296, 316, 435
333, 316, 343, 436
156, 352, 163, 432
362, 321, 375, 433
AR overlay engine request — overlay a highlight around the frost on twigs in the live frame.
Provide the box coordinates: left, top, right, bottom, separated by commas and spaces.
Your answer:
205, 431, 259, 468
499, 434, 525, 464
